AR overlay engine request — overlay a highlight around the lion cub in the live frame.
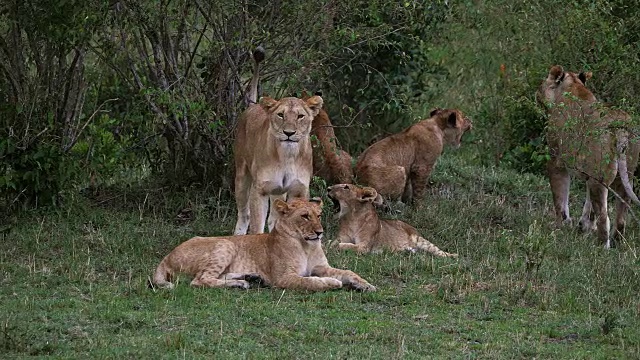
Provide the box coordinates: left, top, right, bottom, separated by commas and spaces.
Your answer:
152, 198, 375, 292
355, 108, 472, 204
328, 184, 457, 257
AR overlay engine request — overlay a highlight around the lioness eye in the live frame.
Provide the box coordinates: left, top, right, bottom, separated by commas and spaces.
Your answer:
297, 114, 304, 119
277, 112, 284, 118
301, 214, 311, 220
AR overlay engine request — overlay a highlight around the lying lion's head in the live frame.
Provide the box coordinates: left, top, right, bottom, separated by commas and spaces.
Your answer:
273, 197, 324, 241
260, 96, 323, 144
537, 65, 596, 108
327, 184, 383, 218
430, 108, 473, 149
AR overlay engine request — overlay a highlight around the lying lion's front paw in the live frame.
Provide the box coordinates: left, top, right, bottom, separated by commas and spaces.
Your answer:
347, 279, 376, 292
323, 277, 343, 289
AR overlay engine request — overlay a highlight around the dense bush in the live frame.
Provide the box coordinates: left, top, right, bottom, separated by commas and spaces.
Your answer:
2, 0, 640, 214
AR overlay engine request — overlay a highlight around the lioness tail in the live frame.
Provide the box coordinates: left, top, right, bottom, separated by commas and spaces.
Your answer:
416, 236, 458, 258
616, 130, 640, 205
246, 46, 265, 105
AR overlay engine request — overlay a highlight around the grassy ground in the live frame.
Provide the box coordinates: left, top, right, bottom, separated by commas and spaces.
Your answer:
2, 146, 640, 359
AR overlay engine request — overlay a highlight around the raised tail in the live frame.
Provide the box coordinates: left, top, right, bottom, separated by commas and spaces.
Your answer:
414, 235, 458, 258
152, 258, 175, 289
616, 130, 640, 206
246, 46, 265, 106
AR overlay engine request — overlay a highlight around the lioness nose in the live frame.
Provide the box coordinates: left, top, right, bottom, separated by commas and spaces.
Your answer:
315, 230, 323, 237
283, 130, 296, 137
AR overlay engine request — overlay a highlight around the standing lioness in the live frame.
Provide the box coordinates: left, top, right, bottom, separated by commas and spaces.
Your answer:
153, 198, 375, 292
538, 65, 639, 247
234, 95, 323, 234
328, 184, 457, 257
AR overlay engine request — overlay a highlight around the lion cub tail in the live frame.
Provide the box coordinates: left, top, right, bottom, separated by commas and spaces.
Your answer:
415, 236, 458, 258
152, 258, 175, 289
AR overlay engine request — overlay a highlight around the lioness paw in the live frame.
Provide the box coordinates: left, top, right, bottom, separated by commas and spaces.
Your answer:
350, 281, 376, 292
323, 277, 343, 289
227, 280, 250, 289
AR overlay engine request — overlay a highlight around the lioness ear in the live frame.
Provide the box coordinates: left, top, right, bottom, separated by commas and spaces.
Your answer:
430, 107, 442, 117
447, 112, 458, 128
548, 65, 565, 83
359, 187, 379, 203
578, 71, 592, 84
373, 194, 384, 206
309, 197, 323, 208
260, 97, 278, 111
305, 95, 324, 117
273, 199, 289, 215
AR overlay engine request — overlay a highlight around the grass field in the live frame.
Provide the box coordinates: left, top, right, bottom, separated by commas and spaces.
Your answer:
2, 147, 640, 358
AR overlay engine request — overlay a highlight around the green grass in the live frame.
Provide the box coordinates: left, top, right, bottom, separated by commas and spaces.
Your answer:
2, 147, 640, 358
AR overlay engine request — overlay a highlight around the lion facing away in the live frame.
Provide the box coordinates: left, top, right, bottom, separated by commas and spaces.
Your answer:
354, 108, 472, 204
328, 184, 457, 257
537, 65, 640, 248
234, 94, 323, 235
301, 91, 354, 185
153, 198, 375, 292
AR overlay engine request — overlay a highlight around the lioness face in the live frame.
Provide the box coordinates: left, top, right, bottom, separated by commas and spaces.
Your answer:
273, 198, 324, 241
328, 184, 383, 216
261, 96, 324, 144
538, 65, 595, 107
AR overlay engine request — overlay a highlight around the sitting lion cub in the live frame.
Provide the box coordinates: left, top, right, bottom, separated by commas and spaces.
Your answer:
355, 108, 472, 204
328, 184, 457, 257
152, 198, 375, 292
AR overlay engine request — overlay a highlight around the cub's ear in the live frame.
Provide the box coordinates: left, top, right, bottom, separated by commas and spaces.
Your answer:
578, 71, 592, 84
548, 65, 565, 83
309, 197, 323, 208
260, 97, 279, 111
273, 199, 289, 215
429, 107, 442, 117
359, 187, 379, 203
447, 112, 458, 128
305, 95, 323, 117
314, 90, 323, 97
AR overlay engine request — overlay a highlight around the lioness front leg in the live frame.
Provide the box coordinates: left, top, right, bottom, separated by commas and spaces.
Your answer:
272, 274, 343, 292
409, 164, 433, 204
248, 186, 270, 234
311, 265, 376, 292
547, 158, 572, 226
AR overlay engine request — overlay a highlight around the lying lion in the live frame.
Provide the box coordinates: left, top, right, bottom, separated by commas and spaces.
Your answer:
328, 184, 457, 257
538, 65, 640, 248
355, 108, 472, 204
152, 198, 376, 292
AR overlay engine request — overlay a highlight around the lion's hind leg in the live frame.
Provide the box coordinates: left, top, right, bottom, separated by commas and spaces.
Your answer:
587, 180, 611, 248
190, 242, 249, 289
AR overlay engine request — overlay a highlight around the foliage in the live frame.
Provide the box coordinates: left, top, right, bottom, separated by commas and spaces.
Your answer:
3, 0, 640, 213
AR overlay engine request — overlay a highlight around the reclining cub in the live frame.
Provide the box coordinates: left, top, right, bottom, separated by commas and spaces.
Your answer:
328, 184, 457, 257
153, 198, 375, 292
355, 108, 472, 204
